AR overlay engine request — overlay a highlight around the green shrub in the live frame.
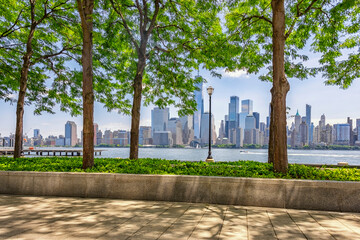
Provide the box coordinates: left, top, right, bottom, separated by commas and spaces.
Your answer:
0, 157, 359, 181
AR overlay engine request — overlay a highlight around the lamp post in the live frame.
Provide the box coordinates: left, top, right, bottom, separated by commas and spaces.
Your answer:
206, 86, 214, 162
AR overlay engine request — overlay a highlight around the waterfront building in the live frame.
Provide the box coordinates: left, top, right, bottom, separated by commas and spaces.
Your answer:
235, 128, 243, 148
319, 114, 326, 130
179, 115, 194, 145
96, 130, 103, 145
139, 126, 152, 145
151, 107, 169, 136
334, 124, 350, 145
65, 121, 77, 146
253, 112, 260, 129
113, 130, 129, 146
193, 79, 204, 139
168, 118, 183, 145
239, 99, 253, 129
347, 117, 355, 146
299, 121, 308, 146
294, 110, 301, 132
306, 104, 312, 143
245, 115, 256, 130
103, 130, 114, 145
56, 135, 65, 146
200, 112, 216, 145
153, 131, 173, 146
227, 96, 239, 138
218, 120, 225, 140
34, 129, 40, 138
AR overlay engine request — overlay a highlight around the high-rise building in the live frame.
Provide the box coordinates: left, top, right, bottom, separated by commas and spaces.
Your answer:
334, 124, 350, 145
227, 96, 240, 141
294, 110, 301, 131
65, 121, 77, 146
245, 115, 256, 129
347, 117, 355, 146
218, 120, 225, 140
168, 118, 183, 145
241, 99, 253, 114
34, 129, 40, 138
253, 112, 260, 129
299, 121, 308, 146
179, 115, 194, 145
151, 107, 169, 136
139, 126, 152, 145
357, 119, 360, 139
103, 130, 114, 145
319, 114, 326, 130
200, 112, 216, 145
239, 99, 253, 129
193, 79, 204, 139
306, 104, 312, 143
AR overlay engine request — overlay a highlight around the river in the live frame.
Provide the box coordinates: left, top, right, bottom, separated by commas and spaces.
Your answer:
31, 147, 360, 165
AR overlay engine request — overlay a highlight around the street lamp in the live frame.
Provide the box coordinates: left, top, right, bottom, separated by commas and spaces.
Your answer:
206, 86, 214, 162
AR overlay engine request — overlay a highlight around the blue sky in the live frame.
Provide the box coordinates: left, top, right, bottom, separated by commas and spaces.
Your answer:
1, 66, 360, 138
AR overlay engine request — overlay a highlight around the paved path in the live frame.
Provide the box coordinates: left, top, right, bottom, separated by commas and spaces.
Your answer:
1, 195, 360, 240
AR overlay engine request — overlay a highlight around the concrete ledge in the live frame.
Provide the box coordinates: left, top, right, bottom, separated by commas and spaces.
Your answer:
0, 171, 359, 212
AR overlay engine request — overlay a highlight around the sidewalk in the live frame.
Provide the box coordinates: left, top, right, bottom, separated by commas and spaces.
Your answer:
1, 195, 360, 239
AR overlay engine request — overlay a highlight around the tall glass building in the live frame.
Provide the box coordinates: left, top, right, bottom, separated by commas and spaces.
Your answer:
65, 121, 77, 146
151, 107, 169, 137
193, 79, 204, 139
306, 104, 312, 143
239, 99, 253, 129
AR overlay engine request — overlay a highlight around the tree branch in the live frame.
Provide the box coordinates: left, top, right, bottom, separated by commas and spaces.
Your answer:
147, 0, 160, 33
0, 9, 24, 39
110, 0, 139, 49
31, 45, 79, 65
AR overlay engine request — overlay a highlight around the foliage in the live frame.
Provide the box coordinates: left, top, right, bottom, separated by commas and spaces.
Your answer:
99, 0, 223, 115
0, 0, 81, 113
0, 157, 359, 181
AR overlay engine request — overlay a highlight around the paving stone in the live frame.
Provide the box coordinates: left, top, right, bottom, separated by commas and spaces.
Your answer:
0, 195, 359, 240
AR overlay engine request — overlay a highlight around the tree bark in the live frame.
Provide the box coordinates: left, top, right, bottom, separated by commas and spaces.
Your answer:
268, 102, 274, 164
129, 47, 146, 160
77, 0, 94, 169
269, 0, 290, 173
14, 18, 36, 159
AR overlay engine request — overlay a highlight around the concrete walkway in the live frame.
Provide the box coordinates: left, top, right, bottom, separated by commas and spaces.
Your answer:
1, 195, 360, 239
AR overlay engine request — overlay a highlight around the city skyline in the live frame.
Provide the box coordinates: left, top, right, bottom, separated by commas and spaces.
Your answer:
1, 67, 360, 137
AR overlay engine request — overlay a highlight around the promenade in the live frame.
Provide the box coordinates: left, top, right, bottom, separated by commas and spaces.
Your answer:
1, 195, 360, 239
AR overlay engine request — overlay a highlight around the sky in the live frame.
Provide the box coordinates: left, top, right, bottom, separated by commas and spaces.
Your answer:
1, 65, 360, 138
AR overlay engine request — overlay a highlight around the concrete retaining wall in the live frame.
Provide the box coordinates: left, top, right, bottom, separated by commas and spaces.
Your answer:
0, 171, 359, 212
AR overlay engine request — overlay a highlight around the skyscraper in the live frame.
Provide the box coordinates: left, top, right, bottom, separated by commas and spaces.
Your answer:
193, 79, 204, 139
227, 96, 239, 140
253, 112, 260, 129
239, 99, 253, 129
151, 107, 169, 136
294, 110, 301, 131
200, 112, 216, 145
65, 121, 77, 146
34, 129, 40, 138
306, 104, 311, 143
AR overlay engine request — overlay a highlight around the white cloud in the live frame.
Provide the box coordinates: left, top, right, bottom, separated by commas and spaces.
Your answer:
223, 69, 248, 78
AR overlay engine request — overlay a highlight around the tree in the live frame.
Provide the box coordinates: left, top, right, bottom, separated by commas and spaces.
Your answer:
105, 0, 222, 159
76, 0, 95, 169
225, 0, 352, 173
0, 0, 78, 159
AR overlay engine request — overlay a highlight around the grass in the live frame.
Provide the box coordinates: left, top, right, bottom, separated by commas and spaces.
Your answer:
0, 157, 359, 181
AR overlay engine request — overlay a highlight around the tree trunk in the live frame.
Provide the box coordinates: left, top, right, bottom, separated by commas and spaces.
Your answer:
268, 102, 274, 164
77, 0, 94, 169
269, 0, 290, 173
14, 24, 36, 159
14, 55, 31, 159
129, 55, 146, 159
